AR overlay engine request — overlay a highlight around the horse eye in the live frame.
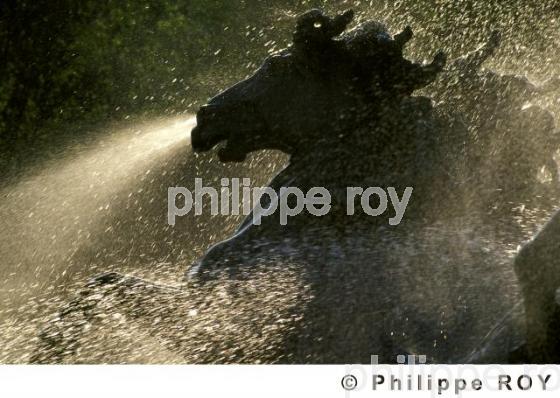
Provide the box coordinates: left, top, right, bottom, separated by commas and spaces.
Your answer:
313, 21, 322, 28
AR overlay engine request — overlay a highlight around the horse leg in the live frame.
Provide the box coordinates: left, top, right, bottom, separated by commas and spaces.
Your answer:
514, 209, 560, 362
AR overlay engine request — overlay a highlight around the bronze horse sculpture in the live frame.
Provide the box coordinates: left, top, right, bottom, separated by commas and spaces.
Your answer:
32, 9, 560, 364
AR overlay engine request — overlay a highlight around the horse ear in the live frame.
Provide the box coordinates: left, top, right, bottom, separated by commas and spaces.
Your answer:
329, 9, 354, 37
394, 26, 413, 50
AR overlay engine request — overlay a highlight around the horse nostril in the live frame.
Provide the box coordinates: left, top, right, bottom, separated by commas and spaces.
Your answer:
199, 104, 222, 119
190, 112, 230, 153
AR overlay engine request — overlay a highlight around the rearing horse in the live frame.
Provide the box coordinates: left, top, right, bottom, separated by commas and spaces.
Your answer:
32, 9, 560, 364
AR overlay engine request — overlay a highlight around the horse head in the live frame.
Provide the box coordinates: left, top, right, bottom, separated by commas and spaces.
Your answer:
191, 9, 446, 163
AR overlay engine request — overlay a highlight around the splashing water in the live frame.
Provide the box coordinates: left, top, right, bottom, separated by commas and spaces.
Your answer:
0, 115, 556, 364
0, 116, 195, 362
0, 114, 286, 363
1, 4, 558, 362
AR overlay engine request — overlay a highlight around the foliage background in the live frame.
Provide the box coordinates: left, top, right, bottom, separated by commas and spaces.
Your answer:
1, 0, 558, 166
